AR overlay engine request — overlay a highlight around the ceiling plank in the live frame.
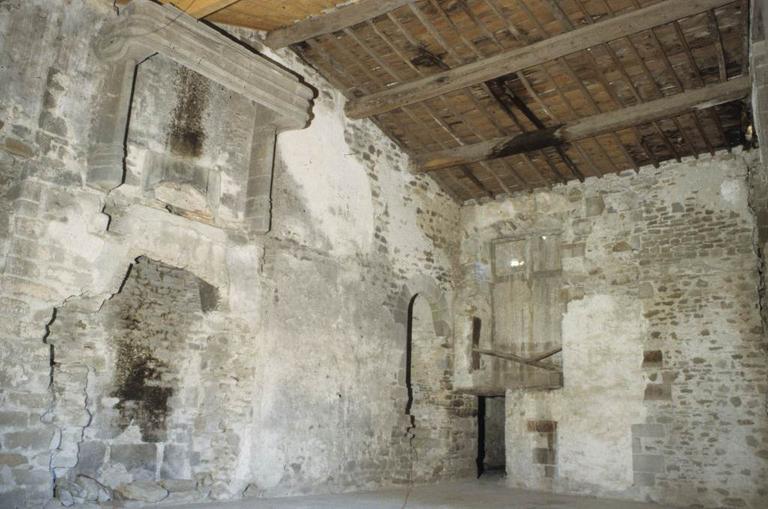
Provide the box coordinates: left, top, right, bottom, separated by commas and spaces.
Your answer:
264, 0, 413, 49
145, 1, 243, 19
345, 0, 736, 119
413, 77, 751, 173
186, 0, 242, 19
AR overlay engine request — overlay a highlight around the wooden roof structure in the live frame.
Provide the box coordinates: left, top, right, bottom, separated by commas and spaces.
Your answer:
139, 0, 754, 202
139, 1, 351, 30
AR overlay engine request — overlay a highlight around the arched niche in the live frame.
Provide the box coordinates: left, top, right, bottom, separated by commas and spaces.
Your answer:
395, 275, 476, 481
400, 274, 452, 340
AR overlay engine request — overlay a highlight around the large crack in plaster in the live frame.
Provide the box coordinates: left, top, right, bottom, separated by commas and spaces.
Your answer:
401, 295, 418, 508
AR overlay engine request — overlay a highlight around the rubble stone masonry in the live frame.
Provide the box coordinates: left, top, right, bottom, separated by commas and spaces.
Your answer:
460, 153, 768, 508
0, 1, 765, 508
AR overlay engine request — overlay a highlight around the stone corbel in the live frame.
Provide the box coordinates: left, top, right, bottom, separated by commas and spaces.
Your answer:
245, 122, 278, 234
87, 0, 314, 211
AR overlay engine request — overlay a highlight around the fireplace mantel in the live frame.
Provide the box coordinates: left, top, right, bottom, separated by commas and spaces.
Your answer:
87, 0, 314, 234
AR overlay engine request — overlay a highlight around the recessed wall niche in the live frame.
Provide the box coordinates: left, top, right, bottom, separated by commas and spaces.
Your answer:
125, 57, 263, 228
490, 233, 564, 388
87, 0, 313, 234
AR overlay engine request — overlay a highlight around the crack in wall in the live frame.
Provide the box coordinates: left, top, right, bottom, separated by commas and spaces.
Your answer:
400, 295, 420, 509
42, 308, 59, 497
42, 303, 98, 500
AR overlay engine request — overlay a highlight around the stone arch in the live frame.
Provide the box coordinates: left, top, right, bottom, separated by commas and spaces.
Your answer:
400, 274, 452, 340
394, 274, 453, 413
396, 275, 478, 481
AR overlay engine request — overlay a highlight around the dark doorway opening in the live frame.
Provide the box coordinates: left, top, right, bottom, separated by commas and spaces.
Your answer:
476, 395, 506, 478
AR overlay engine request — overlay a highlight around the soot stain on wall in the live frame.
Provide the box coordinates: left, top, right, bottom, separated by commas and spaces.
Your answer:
111, 340, 172, 442
107, 257, 203, 442
168, 67, 209, 158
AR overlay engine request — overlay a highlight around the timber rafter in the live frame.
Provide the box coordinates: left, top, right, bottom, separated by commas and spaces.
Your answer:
413, 77, 751, 173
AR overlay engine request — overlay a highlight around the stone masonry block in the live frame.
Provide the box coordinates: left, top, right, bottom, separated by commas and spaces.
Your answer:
631, 423, 666, 438
637, 282, 654, 299
0, 411, 28, 427
0, 490, 27, 509
160, 444, 188, 479
15, 181, 43, 203
13, 199, 40, 218
532, 447, 556, 465
644, 383, 672, 401
633, 454, 665, 473
642, 350, 663, 368
527, 420, 557, 433
110, 444, 157, 481
562, 243, 586, 258
74, 441, 107, 478
2, 428, 54, 450
0, 453, 27, 467
633, 472, 656, 487
12, 468, 51, 486
585, 195, 605, 216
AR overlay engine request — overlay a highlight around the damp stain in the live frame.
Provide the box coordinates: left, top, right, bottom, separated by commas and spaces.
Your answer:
168, 67, 209, 158
111, 339, 173, 443
106, 258, 203, 443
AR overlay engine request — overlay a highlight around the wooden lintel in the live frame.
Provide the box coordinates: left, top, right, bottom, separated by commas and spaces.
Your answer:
528, 347, 564, 363
264, 0, 413, 49
473, 348, 562, 372
345, 0, 735, 119
413, 77, 751, 173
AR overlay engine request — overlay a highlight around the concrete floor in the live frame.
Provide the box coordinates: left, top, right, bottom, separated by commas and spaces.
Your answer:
173, 476, 673, 509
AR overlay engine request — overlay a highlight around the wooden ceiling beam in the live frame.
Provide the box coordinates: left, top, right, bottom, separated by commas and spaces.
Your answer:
413, 77, 751, 173
345, 0, 737, 119
263, 0, 413, 49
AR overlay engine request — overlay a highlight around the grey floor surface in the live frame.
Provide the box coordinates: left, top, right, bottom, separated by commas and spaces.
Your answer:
168, 475, 673, 509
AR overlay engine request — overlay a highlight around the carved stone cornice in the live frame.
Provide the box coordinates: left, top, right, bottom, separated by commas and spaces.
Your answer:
86, 0, 313, 236
94, 0, 313, 129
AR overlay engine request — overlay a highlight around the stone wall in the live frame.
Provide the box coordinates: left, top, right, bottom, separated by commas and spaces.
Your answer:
749, 0, 768, 340
458, 153, 768, 508
0, 0, 475, 506
1, 2, 766, 509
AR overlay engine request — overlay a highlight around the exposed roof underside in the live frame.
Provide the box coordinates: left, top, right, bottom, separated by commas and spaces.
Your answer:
143, 0, 351, 30
138, 0, 754, 202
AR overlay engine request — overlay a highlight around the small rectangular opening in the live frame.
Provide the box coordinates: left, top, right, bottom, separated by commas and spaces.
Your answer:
642, 350, 663, 368
471, 317, 481, 371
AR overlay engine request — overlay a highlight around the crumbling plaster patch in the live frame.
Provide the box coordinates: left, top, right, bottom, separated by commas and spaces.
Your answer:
502, 297, 646, 495
553, 294, 647, 492
276, 90, 375, 257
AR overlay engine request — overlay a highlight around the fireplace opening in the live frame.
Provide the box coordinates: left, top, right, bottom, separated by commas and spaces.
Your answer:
106, 257, 208, 442
47, 256, 219, 489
